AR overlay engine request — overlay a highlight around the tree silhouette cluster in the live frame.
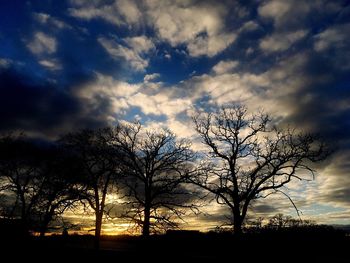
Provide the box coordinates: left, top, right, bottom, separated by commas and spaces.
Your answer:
0, 105, 328, 248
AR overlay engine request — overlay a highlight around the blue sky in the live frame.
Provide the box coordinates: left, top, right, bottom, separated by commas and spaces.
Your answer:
0, 0, 350, 227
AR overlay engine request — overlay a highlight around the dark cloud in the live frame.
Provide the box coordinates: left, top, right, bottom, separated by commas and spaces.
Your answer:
195, 211, 231, 225
0, 69, 112, 138
282, 53, 350, 148
251, 204, 278, 215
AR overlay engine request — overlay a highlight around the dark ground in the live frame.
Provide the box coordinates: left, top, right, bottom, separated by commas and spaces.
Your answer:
1, 228, 349, 263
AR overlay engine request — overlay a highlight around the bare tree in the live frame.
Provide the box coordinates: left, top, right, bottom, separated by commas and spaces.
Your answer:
0, 133, 79, 235
267, 213, 293, 229
112, 122, 195, 236
267, 213, 316, 229
59, 128, 121, 249
0, 134, 42, 232
34, 147, 82, 236
190, 105, 328, 234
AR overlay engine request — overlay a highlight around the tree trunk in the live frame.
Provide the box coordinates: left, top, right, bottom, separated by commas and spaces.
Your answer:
233, 217, 242, 235
40, 211, 53, 237
19, 193, 30, 235
39, 223, 48, 237
233, 206, 243, 235
94, 211, 103, 249
142, 205, 151, 237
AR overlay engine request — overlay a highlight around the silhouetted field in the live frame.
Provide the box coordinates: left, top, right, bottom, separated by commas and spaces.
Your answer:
1, 227, 349, 263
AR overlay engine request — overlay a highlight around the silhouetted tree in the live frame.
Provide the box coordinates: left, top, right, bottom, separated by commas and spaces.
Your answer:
34, 147, 82, 236
0, 133, 79, 235
59, 128, 121, 249
267, 213, 315, 229
190, 105, 328, 234
267, 213, 293, 229
112, 122, 195, 236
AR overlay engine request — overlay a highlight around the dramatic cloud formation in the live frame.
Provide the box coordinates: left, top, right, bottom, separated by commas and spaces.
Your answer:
0, 0, 349, 229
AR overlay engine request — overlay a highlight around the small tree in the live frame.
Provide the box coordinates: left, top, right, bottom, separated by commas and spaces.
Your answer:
190, 105, 328, 234
59, 128, 121, 249
267, 213, 293, 229
112, 123, 195, 236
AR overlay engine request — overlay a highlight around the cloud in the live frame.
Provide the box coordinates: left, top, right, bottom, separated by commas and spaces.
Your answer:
239, 21, 259, 32
98, 36, 154, 72
27, 32, 57, 55
317, 151, 350, 206
212, 60, 238, 75
0, 69, 81, 137
183, 72, 269, 109
0, 58, 12, 68
123, 36, 155, 54
251, 204, 278, 215
314, 23, 350, 52
258, 0, 293, 27
164, 52, 171, 59
260, 30, 308, 53
258, 0, 343, 30
128, 91, 192, 118
145, 0, 236, 57
258, 0, 317, 30
69, 0, 236, 57
38, 59, 62, 71
144, 73, 160, 82
68, 0, 142, 27
75, 73, 140, 118
33, 12, 72, 30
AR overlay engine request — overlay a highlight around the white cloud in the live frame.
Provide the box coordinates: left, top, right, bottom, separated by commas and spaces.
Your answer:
98, 36, 154, 71
27, 32, 57, 55
212, 60, 238, 75
69, 0, 235, 57
164, 51, 171, 60
187, 73, 268, 107
260, 30, 308, 53
240, 21, 259, 32
38, 59, 62, 71
75, 73, 141, 121
123, 36, 155, 54
82, 73, 140, 98
128, 91, 192, 117
68, 0, 141, 27
170, 52, 310, 121
145, 0, 236, 57
144, 73, 160, 82
258, 0, 292, 27
75, 73, 191, 122
116, 0, 141, 25
33, 12, 71, 30
145, 117, 196, 139
187, 32, 236, 57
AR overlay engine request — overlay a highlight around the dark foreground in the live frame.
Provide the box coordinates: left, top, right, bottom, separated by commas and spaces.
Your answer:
2, 228, 349, 263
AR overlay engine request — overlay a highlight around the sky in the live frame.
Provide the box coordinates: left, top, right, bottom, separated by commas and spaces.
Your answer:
0, 0, 350, 232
